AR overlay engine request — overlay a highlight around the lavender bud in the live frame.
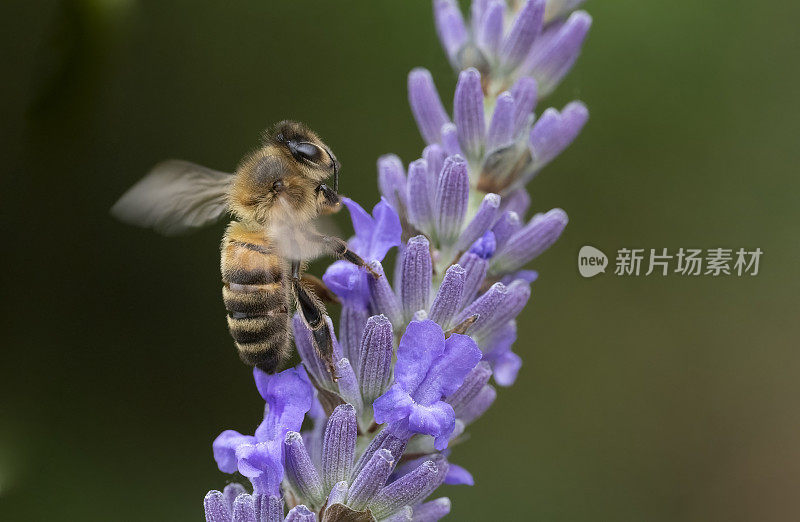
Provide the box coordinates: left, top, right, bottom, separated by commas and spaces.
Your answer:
453, 68, 485, 159
327, 481, 349, 507
486, 92, 516, 151
447, 361, 493, 416
492, 211, 522, 251
526, 11, 592, 96
455, 193, 501, 253
378, 154, 408, 211
347, 449, 394, 511
510, 76, 538, 136
367, 261, 403, 328
492, 208, 568, 272
322, 404, 358, 492
440, 123, 462, 157
456, 252, 489, 308
222, 484, 247, 511
204, 491, 232, 522
528, 102, 588, 171
408, 68, 450, 145
231, 495, 255, 522
434, 0, 468, 64
477, 1, 505, 57
335, 358, 363, 413
285, 505, 315, 522
406, 159, 434, 233
400, 235, 433, 319
429, 264, 466, 328
455, 282, 507, 336
423, 144, 446, 185
358, 315, 394, 403
459, 384, 497, 424
353, 428, 409, 478
254, 495, 283, 522
284, 432, 324, 507
371, 460, 441, 519
416, 454, 450, 503
412, 498, 452, 521
434, 155, 469, 243
339, 306, 368, 368
499, 0, 545, 69
471, 280, 531, 340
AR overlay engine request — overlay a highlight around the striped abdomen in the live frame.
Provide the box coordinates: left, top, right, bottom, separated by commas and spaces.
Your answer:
221, 224, 290, 373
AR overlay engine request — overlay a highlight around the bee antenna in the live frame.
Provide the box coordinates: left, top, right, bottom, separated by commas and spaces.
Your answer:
324, 147, 339, 194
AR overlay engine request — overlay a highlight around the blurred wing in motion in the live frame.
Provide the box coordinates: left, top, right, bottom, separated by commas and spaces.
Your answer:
111, 160, 233, 236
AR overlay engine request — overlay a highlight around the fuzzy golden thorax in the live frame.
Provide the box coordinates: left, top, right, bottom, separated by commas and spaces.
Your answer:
228, 121, 339, 229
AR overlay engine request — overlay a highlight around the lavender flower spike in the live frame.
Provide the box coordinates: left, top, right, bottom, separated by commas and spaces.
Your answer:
203, 0, 593, 516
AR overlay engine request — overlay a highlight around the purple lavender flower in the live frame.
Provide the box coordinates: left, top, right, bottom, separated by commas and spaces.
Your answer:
204, 0, 592, 518
373, 319, 482, 450
434, 0, 591, 97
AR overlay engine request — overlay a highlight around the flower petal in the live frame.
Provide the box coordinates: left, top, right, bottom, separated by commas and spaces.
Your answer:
444, 463, 474, 486
407, 401, 456, 450
213, 430, 256, 474
393, 320, 445, 392
373, 384, 415, 425
253, 366, 314, 442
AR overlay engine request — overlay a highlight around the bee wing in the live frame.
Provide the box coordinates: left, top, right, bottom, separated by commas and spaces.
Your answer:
111, 160, 233, 236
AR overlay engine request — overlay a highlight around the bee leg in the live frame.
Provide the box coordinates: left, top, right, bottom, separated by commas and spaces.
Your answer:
291, 261, 338, 379
301, 273, 340, 304
316, 235, 381, 279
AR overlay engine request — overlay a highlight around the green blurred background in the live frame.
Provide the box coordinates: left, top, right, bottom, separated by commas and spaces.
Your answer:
2, 0, 799, 520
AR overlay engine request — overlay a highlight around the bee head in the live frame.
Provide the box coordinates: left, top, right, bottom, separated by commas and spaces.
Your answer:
229, 121, 339, 226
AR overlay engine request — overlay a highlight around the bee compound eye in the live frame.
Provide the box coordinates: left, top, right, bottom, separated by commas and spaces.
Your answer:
272, 179, 285, 192
290, 141, 324, 164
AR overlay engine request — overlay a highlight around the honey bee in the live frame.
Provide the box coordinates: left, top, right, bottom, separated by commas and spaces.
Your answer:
112, 121, 376, 376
